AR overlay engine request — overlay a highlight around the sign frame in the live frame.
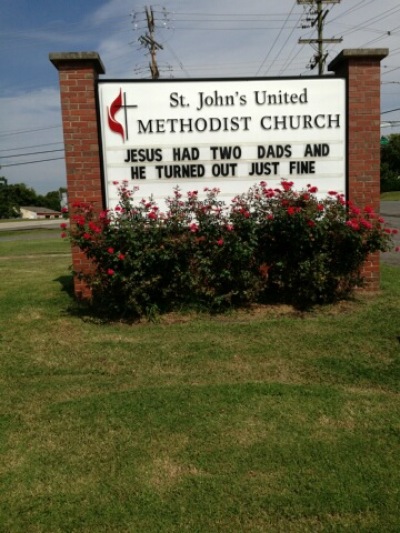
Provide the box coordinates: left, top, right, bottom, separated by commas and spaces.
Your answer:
96, 76, 348, 210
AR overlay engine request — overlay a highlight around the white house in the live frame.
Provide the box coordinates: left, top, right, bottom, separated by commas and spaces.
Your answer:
20, 206, 62, 220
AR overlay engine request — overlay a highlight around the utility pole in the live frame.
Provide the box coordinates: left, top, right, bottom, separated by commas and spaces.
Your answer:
137, 6, 164, 79
298, 0, 342, 75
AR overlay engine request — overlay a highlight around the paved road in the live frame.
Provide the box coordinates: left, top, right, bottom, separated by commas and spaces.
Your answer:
0, 219, 67, 242
380, 201, 400, 217
380, 201, 400, 267
0, 219, 64, 231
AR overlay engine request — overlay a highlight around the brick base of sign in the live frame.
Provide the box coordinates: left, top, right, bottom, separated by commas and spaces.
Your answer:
50, 48, 388, 299
360, 252, 382, 292
71, 246, 94, 300
328, 49, 388, 292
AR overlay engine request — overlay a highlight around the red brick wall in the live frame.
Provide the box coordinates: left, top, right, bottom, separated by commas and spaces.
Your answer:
348, 59, 381, 290
50, 54, 105, 298
329, 50, 388, 291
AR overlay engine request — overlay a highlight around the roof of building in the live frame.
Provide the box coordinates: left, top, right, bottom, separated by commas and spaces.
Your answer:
20, 206, 61, 214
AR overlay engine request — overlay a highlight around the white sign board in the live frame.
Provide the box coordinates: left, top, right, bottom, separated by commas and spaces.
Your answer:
97, 78, 346, 209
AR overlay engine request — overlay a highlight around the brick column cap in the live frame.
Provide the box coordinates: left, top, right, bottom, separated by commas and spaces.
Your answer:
328, 48, 388, 72
49, 51, 105, 74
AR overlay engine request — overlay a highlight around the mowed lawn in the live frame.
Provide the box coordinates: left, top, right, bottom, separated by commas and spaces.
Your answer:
0, 230, 399, 532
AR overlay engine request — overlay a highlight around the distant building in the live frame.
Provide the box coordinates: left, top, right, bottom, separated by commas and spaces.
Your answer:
20, 206, 62, 220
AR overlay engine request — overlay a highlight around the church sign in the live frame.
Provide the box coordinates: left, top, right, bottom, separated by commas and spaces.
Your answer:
97, 77, 346, 208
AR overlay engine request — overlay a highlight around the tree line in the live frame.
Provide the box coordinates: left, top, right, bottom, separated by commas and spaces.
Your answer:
381, 133, 400, 192
0, 177, 66, 219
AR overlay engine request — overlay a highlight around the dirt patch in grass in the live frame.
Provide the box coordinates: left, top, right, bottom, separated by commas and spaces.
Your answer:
140, 298, 374, 327
146, 457, 208, 493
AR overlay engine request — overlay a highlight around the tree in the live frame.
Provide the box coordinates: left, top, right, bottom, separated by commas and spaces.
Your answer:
0, 181, 38, 219
381, 134, 400, 192
0, 178, 67, 218
37, 190, 65, 212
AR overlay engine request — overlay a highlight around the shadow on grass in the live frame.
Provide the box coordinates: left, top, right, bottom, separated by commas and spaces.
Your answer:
55, 274, 75, 299
51, 272, 365, 326
53, 274, 122, 324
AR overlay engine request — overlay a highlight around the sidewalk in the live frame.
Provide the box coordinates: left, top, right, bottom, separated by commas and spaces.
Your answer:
0, 219, 65, 231
381, 201, 400, 267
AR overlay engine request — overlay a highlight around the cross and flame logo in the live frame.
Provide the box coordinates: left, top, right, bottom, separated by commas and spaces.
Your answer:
107, 88, 137, 142
107, 89, 124, 141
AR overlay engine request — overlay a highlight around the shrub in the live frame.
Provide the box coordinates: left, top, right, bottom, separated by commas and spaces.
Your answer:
65, 180, 396, 318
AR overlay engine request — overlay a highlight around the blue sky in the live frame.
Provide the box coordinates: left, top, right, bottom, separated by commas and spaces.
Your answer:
1, 0, 400, 194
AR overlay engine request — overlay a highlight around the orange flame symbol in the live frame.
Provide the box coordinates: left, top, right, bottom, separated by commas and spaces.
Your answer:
107, 89, 124, 141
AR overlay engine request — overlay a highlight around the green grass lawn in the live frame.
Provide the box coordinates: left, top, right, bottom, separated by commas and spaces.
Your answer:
381, 191, 400, 200
1, 235, 399, 532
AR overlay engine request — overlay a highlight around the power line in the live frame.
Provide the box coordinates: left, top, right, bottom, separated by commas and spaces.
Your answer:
0, 149, 64, 160
0, 125, 61, 138
163, 41, 191, 78
298, 0, 342, 75
155, 11, 301, 18
328, 0, 376, 23
358, 31, 398, 49
169, 17, 300, 22
0, 142, 63, 153
264, 8, 305, 76
278, 11, 312, 76
1, 157, 64, 168
336, 5, 400, 39
167, 25, 301, 31
382, 107, 400, 115
383, 65, 400, 76
255, 1, 297, 76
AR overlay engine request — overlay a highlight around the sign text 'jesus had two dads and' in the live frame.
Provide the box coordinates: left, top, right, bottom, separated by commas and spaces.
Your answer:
97, 77, 346, 208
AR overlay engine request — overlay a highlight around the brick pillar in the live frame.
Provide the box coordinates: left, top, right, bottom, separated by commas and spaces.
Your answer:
328, 49, 388, 290
50, 52, 105, 299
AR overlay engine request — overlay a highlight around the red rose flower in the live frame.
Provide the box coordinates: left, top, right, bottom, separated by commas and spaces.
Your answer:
281, 180, 294, 191
360, 219, 373, 230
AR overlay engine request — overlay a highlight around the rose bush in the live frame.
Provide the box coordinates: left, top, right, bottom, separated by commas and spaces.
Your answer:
65, 180, 397, 318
